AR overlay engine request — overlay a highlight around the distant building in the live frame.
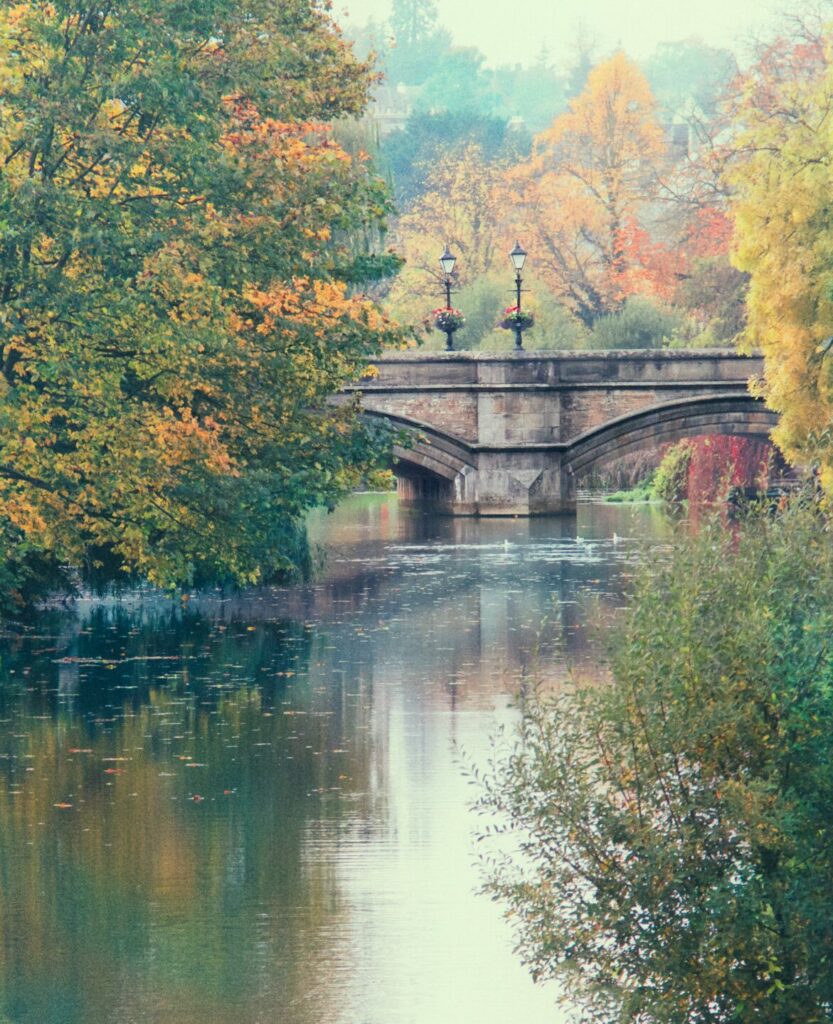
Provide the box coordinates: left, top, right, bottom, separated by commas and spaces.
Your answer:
662, 98, 712, 160
371, 83, 416, 137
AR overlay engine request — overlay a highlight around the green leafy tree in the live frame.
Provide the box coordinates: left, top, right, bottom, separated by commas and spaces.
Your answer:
385, 0, 451, 87
590, 297, 688, 350
390, 0, 438, 48
490, 58, 568, 134
415, 46, 497, 115
479, 499, 833, 1023
0, 0, 399, 599
382, 111, 529, 205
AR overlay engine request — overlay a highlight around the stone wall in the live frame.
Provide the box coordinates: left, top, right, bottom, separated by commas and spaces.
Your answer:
355, 350, 763, 448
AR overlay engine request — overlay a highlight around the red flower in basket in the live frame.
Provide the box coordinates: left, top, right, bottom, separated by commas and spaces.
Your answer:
499, 306, 534, 330
431, 307, 466, 332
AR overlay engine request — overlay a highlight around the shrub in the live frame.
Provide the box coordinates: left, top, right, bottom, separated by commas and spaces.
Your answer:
590, 297, 689, 350
478, 498, 833, 1024
652, 440, 693, 503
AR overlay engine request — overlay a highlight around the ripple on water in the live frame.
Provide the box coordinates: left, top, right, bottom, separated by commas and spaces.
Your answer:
0, 498, 671, 1024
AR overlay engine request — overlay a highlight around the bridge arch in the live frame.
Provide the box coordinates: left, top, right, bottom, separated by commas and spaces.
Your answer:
564, 393, 779, 480
361, 410, 477, 512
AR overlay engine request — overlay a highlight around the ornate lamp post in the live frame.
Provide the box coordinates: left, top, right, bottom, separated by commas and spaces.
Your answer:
437, 245, 461, 351
509, 240, 527, 351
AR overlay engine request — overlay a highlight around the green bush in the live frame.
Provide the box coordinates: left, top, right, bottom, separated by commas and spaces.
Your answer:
0, 519, 74, 617
652, 440, 693, 503
590, 297, 690, 350
479, 498, 833, 1023
451, 274, 510, 350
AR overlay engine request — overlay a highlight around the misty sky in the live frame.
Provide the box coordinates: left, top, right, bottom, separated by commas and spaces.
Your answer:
335, 0, 787, 66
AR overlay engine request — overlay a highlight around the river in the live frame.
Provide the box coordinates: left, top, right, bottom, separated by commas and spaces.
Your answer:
0, 494, 673, 1024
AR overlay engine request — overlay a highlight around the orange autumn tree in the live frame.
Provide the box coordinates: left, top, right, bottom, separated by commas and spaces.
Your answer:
510, 52, 670, 327
0, 0, 400, 604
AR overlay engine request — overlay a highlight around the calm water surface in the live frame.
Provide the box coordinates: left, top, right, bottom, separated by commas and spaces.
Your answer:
0, 496, 673, 1024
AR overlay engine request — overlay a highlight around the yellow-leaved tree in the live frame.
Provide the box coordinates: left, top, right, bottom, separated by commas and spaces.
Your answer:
729, 34, 833, 483
385, 143, 509, 344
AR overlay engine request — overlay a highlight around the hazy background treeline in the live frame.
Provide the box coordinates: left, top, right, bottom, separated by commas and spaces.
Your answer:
339, 0, 808, 352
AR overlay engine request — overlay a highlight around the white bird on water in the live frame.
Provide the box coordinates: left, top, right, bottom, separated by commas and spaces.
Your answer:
612, 532, 621, 545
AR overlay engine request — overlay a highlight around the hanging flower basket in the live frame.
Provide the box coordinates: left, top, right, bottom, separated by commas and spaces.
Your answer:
431, 307, 466, 333
499, 306, 534, 331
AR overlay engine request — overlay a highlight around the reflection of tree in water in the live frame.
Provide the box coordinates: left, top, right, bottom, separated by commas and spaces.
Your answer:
0, 500, 676, 1023
0, 604, 314, 716
0, 607, 379, 1024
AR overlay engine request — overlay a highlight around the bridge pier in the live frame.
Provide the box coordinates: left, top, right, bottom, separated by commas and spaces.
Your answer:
394, 451, 577, 516
468, 450, 576, 516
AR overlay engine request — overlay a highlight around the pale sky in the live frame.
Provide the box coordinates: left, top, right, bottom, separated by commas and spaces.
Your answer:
335, 0, 789, 67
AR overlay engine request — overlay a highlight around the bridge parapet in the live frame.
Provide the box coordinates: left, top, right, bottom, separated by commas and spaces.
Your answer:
347, 349, 771, 515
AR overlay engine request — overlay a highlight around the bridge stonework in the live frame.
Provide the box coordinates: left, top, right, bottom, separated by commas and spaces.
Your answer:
346, 350, 773, 516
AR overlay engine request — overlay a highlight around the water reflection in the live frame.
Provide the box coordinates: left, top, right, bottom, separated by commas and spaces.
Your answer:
0, 495, 672, 1024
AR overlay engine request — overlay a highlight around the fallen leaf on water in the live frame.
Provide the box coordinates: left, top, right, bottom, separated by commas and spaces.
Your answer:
68, 748, 93, 754
53, 803, 73, 809
191, 794, 204, 803
103, 768, 124, 775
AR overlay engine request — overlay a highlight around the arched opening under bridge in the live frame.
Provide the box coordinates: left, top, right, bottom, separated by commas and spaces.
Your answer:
361, 410, 477, 514
563, 394, 782, 498
361, 394, 784, 516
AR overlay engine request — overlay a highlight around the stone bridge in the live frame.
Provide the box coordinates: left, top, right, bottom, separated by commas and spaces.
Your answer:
345, 350, 774, 515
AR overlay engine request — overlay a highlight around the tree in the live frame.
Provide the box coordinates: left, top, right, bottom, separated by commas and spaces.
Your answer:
385, 0, 452, 87
390, 0, 438, 49
509, 53, 669, 327
0, 0, 399, 597
729, 31, 833, 487
385, 143, 507, 334
479, 500, 833, 1023
414, 46, 497, 116
643, 40, 737, 118
565, 22, 598, 100
674, 256, 748, 342
490, 59, 567, 134
382, 110, 529, 205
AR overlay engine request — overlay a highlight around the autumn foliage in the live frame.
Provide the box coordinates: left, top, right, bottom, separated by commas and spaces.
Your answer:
730, 33, 833, 488
387, 51, 744, 350
0, 0, 398, 598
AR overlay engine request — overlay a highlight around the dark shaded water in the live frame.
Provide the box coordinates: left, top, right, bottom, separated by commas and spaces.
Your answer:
0, 495, 672, 1024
